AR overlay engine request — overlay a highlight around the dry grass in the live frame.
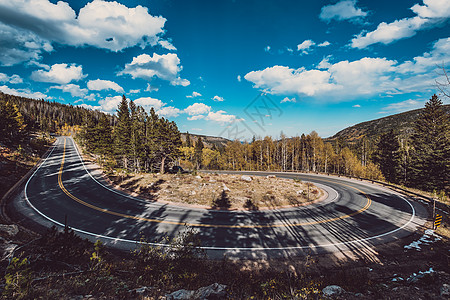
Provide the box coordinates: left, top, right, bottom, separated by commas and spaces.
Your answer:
108, 173, 324, 210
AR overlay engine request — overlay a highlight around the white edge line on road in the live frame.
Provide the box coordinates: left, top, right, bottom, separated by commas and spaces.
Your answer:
23, 137, 418, 251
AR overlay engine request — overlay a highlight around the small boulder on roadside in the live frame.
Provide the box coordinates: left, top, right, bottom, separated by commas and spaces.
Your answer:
166, 289, 194, 300
322, 285, 345, 297
241, 175, 252, 182
0, 224, 19, 237
193, 283, 227, 299
266, 175, 276, 178
441, 283, 450, 297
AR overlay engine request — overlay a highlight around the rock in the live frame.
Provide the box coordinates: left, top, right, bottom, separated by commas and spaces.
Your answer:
195, 175, 202, 179
189, 190, 197, 196
0, 224, 19, 237
1, 242, 17, 261
166, 289, 195, 300
129, 286, 153, 295
241, 175, 252, 182
193, 283, 227, 299
322, 285, 345, 297
266, 175, 276, 178
296, 190, 303, 195
441, 284, 450, 297
223, 184, 230, 192
209, 179, 216, 183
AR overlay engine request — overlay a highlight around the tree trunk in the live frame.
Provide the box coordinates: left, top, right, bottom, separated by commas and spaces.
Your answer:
160, 156, 166, 174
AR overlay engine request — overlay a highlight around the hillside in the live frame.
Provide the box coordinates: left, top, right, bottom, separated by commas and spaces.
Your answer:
328, 104, 450, 142
181, 132, 230, 149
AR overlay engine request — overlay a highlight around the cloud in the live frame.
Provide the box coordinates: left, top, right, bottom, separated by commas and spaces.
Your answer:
0, 85, 47, 99
297, 40, 315, 54
0, 22, 53, 66
156, 106, 180, 117
98, 95, 122, 113
118, 53, 190, 86
186, 91, 202, 98
145, 83, 159, 92
351, 0, 450, 48
264, 45, 271, 52
187, 115, 205, 121
212, 95, 225, 102
134, 97, 165, 111
297, 40, 330, 54
318, 41, 331, 47
0, 73, 23, 84
129, 89, 140, 94
50, 84, 88, 97
244, 37, 450, 100
31, 63, 85, 84
320, 0, 368, 22
77, 103, 102, 111
352, 104, 361, 107
0, 0, 169, 53
281, 97, 296, 103
205, 110, 243, 124
87, 79, 124, 93
237, 75, 242, 82
184, 102, 211, 115
157, 40, 176, 51
379, 99, 425, 113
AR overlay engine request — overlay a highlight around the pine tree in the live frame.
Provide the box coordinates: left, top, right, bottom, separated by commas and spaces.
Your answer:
95, 114, 113, 158
185, 131, 192, 148
0, 100, 25, 143
373, 129, 401, 183
114, 95, 131, 170
410, 94, 450, 192
156, 118, 182, 173
194, 136, 204, 169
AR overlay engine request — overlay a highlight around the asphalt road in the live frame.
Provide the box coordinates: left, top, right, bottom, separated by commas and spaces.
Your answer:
15, 136, 428, 259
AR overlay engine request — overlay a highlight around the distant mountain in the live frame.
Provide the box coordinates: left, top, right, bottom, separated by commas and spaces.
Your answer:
328, 104, 450, 142
181, 133, 230, 148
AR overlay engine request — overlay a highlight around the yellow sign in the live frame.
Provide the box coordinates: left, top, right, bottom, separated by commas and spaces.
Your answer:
434, 214, 442, 228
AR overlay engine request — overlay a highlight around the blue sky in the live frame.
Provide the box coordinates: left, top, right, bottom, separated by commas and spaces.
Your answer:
0, 0, 449, 140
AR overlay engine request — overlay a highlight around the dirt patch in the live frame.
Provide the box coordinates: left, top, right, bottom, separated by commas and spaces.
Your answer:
107, 172, 325, 210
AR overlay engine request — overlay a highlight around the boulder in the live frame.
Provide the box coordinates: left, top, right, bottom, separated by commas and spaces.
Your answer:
193, 283, 227, 299
322, 285, 345, 297
166, 289, 195, 300
266, 175, 276, 178
441, 284, 450, 297
223, 184, 230, 192
241, 175, 252, 182
0, 224, 19, 237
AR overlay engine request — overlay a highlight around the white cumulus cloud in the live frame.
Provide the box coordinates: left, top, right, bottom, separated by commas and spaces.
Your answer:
186, 91, 202, 98
156, 106, 180, 117
31, 63, 85, 84
51, 83, 88, 97
87, 79, 124, 93
118, 53, 190, 86
320, 0, 368, 22
297, 40, 315, 53
212, 95, 224, 102
0, 85, 47, 99
0, 0, 170, 53
205, 110, 243, 124
0, 73, 23, 84
184, 103, 211, 115
351, 0, 450, 48
244, 37, 450, 101
281, 97, 296, 103
134, 97, 164, 110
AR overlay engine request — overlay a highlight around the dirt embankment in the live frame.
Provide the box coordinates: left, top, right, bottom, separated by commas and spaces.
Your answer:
107, 172, 325, 210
